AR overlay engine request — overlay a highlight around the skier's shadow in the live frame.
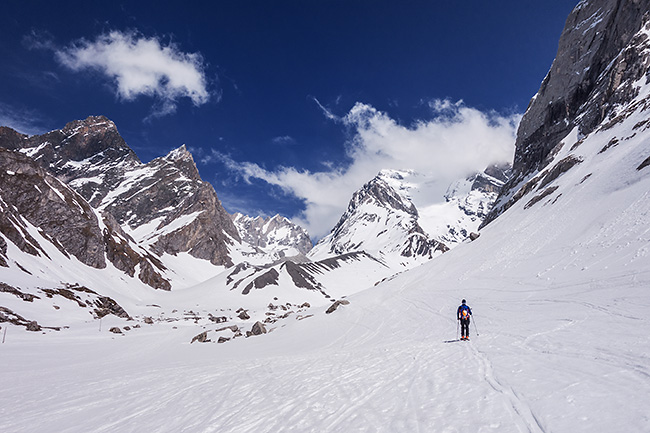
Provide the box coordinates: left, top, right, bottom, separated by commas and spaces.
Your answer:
443, 339, 461, 343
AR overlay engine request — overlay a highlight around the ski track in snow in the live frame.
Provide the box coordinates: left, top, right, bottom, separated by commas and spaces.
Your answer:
2, 273, 650, 433
471, 344, 545, 433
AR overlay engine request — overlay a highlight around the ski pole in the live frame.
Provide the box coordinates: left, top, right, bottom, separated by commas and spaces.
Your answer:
473, 316, 479, 337
456, 319, 459, 340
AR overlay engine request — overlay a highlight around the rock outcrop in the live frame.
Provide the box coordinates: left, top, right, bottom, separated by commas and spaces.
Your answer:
0, 147, 171, 289
0, 116, 240, 268
485, 0, 650, 225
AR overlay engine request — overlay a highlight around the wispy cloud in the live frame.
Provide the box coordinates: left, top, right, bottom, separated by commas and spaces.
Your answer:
271, 135, 296, 145
0, 102, 49, 136
52, 30, 211, 117
309, 96, 340, 121
220, 99, 521, 238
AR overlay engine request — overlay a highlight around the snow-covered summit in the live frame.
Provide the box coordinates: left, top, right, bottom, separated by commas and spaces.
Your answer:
231, 213, 312, 264
310, 165, 510, 267
309, 169, 448, 268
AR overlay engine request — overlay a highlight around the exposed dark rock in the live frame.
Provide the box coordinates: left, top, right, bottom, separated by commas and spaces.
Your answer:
209, 314, 228, 323
144, 317, 154, 325
283, 260, 324, 292
538, 155, 583, 189
137, 260, 172, 291
326, 299, 350, 314
525, 186, 561, 209
0, 147, 170, 289
599, 137, 620, 154
469, 232, 480, 241
191, 331, 210, 343
637, 155, 650, 171
42, 288, 86, 307
485, 0, 650, 225
218, 336, 230, 343
0, 236, 7, 267
94, 296, 131, 319
247, 321, 267, 336
242, 268, 280, 295
0, 283, 39, 302
109, 327, 122, 334
26, 321, 42, 332
101, 215, 170, 290
238, 310, 250, 320
0, 148, 105, 268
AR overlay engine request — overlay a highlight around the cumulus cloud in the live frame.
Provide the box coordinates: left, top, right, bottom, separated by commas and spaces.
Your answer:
223, 100, 520, 238
55, 31, 210, 116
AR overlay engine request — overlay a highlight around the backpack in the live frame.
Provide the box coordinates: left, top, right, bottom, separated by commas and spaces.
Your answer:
460, 305, 470, 320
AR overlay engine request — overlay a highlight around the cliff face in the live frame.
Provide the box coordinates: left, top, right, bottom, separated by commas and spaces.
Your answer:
0, 148, 106, 269
0, 116, 240, 267
0, 148, 171, 289
485, 0, 650, 225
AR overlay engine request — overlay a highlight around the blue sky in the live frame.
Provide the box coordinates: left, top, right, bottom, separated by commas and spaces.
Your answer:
1, 0, 578, 238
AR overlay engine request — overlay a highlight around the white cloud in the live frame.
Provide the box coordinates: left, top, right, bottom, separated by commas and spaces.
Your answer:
222, 100, 520, 239
272, 135, 296, 145
55, 31, 210, 116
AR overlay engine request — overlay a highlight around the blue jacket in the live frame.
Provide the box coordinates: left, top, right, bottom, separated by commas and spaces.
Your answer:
457, 304, 472, 320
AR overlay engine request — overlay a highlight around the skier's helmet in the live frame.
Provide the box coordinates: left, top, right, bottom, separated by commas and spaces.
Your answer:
461, 299, 466, 304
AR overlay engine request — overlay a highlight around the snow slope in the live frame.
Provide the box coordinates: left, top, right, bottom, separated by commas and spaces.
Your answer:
2, 105, 649, 432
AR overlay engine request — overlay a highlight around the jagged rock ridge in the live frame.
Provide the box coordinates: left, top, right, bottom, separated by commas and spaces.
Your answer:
232, 213, 313, 262
1, 116, 240, 267
309, 170, 449, 268
310, 165, 510, 267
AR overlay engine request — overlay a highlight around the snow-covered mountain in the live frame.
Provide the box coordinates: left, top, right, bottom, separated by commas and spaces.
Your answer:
2, 1, 650, 431
418, 163, 510, 244
309, 169, 448, 268
0, 147, 171, 291
309, 165, 509, 267
484, 0, 650, 226
231, 213, 312, 264
1, 117, 241, 267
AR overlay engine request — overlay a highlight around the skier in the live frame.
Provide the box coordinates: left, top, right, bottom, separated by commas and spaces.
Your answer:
457, 299, 472, 340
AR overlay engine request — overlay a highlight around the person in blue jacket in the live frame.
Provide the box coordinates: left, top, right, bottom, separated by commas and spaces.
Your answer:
457, 299, 472, 340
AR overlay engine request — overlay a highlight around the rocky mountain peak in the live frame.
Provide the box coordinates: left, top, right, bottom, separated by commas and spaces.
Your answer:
51, 115, 138, 165
232, 213, 313, 259
61, 115, 116, 134
347, 170, 418, 217
512, 0, 650, 179
156, 144, 202, 182
310, 170, 447, 266
485, 0, 650, 226
164, 144, 193, 162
